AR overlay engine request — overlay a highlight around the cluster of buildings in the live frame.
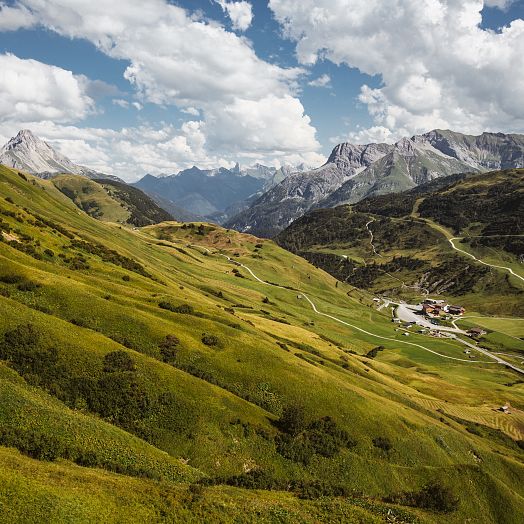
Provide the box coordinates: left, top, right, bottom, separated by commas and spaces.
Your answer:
421, 299, 465, 317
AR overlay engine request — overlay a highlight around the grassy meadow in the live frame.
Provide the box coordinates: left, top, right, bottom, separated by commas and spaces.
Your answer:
0, 166, 523, 523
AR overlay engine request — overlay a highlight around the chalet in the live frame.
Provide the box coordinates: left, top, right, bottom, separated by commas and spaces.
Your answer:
464, 349, 471, 354
422, 304, 440, 316
467, 327, 486, 337
447, 305, 465, 315
499, 404, 511, 414
423, 299, 446, 305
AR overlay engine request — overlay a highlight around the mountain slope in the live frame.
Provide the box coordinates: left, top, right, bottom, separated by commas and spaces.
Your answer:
1, 165, 524, 522
52, 175, 173, 226
0, 130, 120, 181
277, 168, 524, 316
225, 143, 391, 237
227, 130, 524, 238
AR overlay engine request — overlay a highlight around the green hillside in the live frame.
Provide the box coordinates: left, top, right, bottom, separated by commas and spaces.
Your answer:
1, 165, 524, 523
52, 174, 173, 226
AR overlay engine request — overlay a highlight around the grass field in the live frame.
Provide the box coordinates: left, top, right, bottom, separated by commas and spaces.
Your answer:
0, 166, 523, 523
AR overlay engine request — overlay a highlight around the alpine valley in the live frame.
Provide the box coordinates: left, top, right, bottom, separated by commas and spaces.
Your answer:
0, 123, 524, 523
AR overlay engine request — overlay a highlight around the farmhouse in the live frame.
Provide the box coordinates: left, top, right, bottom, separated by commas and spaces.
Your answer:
467, 327, 486, 337
447, 305, 465, 315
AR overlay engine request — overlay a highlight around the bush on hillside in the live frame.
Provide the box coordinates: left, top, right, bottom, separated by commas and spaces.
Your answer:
201, 334, 219, 347
159, 335, 179, 364
0, 274, 24, 284
17, 280, 41, 292
159, 302, 194, 314
373, 436, 393, 452
103, 350, 135, 373
277, 405, 308, 436
385, 482, 459, 513
274, 407, 356, 464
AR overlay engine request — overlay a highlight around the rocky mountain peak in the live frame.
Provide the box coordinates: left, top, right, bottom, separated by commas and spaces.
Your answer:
0, 129, 121, 181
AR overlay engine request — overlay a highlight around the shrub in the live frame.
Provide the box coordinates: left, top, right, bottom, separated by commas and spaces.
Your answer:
103, 350, 135, 373
0, 274, 24, 284
0, 427, 64, 461
0, 324, 58, 377
43, 248, 55, 257
5, 196, 14, 204
385, 482, 459, 513
277, 405, 308, 436
122, 275, 131, 282
159, 335, 179, 364
17, 280, 41, 292
366, 346, 385, 359
373, 436, 393, 452
91, 373, 151, 426
201, 334, 219, 347
159, 302, 194, 314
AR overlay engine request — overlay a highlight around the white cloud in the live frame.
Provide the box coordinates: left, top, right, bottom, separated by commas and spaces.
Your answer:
5, 0, 318, 162
0, 53, 94, 123
113, 99, 130, 109
308, 74, 331, 88
0, 3, 35, 30
181, 107, 200, 116
270, 0, 524, 140
204, 94, 319, 154
215, 0, 253, 31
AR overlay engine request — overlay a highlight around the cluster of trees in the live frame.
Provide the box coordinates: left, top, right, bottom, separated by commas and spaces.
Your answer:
201, 469, 353, 500
385, 482, 459, 513
419, 175, 522, 240
159, 302, 194, 314
276, 207, 369, 253
0, 326, 157, 438
274, 405, 356, 465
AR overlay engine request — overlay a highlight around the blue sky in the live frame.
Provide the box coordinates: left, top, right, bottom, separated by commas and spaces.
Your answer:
0, 1, 523, 180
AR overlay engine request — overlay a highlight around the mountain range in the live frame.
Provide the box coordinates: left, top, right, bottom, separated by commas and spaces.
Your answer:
0, 130, 306, 223
133, 163, 301, 223
226, 130, 524, 237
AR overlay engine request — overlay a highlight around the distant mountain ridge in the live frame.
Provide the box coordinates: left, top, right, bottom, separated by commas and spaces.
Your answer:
0, 130, 122, 182
133, 162, 305, 223
226, 130, 524, 237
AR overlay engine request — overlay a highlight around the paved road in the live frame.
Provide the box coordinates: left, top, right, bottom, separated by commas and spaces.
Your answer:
193, 247, 500, 364
186, 243, 524, 373
449, 237, 524, 283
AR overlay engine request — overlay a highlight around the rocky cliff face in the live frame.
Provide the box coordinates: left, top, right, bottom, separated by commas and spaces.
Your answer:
224, 142, 392, 237
227, 130, 524, 237
0, 129, 119, 181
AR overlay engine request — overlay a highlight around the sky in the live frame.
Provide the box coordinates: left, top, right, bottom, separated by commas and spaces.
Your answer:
0, 0, 523, 181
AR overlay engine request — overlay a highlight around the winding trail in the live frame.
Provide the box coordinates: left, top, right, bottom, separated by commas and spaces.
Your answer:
365, 218, 382, 258
190, 245, 503, 365
365, 217, 429, 295
448, 237, 524, 283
